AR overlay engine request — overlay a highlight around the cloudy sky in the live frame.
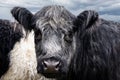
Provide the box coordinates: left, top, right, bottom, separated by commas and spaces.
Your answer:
0, 0, 120, 22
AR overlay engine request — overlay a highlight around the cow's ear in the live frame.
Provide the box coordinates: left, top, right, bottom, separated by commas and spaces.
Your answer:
11, 7, 33, 31
74, 10, 99, 31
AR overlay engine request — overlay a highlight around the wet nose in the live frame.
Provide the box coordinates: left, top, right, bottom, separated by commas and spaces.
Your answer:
42, 58, 61, 73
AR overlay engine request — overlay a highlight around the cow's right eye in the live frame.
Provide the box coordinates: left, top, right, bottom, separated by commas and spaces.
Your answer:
35, 29, 42, 43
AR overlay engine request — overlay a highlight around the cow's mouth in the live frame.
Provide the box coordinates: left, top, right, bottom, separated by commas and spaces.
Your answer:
38, 67, 66, 78
39, 68, 65, 78
42, 73, 62, 78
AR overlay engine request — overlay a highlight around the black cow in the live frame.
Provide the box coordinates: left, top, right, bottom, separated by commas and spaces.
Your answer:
68, 10, 120, 80
11, 5, 120, 80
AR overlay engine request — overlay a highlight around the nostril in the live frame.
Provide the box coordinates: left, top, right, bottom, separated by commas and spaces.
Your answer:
55, 62, 61, 71
43, 60, 50, 67
42, 61, 48, 70
55, 61, 61, 68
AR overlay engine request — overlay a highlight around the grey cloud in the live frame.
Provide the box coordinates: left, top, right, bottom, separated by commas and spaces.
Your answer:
0, 0, 120, 21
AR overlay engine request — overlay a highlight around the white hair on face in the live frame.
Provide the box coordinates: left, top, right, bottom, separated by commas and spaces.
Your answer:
1, 30, 39, 80
44, 36, 62, 54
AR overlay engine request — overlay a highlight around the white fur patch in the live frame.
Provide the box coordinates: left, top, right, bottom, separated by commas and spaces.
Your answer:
1, 30, 38, 80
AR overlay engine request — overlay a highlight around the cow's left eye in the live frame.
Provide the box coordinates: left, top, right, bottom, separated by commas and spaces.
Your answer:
64, 33, 73, 43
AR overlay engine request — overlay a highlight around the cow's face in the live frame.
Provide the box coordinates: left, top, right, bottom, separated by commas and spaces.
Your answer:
11, 6, 76, 78
34, 17, 76, 78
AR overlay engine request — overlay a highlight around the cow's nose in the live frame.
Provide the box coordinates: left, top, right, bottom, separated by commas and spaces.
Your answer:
42, 58, 61, 73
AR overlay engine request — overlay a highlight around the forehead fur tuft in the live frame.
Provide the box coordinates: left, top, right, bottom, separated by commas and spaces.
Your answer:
33, 5, 76, 32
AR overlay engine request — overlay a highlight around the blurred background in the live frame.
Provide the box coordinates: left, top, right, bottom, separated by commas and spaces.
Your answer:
0, 0, 120, 22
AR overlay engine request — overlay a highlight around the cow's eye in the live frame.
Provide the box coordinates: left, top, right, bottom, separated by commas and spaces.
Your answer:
64, 33, 73, 43
35, 29, 42, 43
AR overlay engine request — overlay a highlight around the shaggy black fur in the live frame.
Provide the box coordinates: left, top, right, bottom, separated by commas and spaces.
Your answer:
0, 19, 23, 77
68, 10, 120, 80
